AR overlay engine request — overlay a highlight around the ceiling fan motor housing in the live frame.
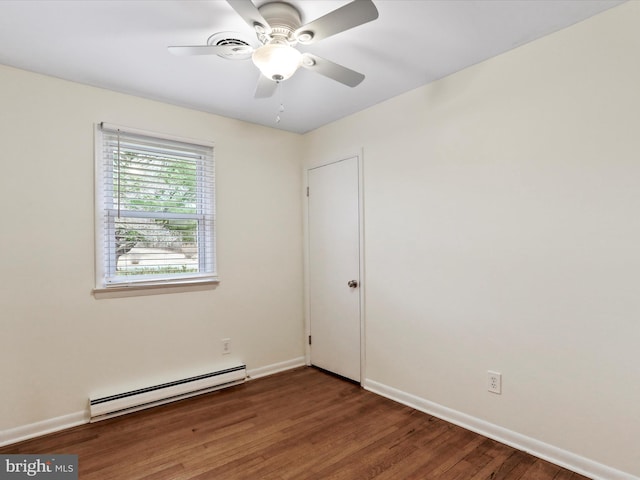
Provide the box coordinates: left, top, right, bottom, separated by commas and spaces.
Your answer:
258, 2, 302, 43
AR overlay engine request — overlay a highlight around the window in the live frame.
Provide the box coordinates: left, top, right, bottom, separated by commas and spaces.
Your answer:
95, 123, 216, 289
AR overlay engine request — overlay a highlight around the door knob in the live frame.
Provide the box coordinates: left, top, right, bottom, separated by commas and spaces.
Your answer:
348, 280, 358, 288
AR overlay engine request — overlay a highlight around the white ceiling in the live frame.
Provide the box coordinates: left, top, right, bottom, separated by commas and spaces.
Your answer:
0, 0, 625, 134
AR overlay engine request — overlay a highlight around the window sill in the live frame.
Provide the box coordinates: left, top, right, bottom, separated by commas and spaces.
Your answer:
93, 279, 220, 299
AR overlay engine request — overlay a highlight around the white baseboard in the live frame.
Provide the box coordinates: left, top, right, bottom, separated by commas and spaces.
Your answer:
247, 356, 306, 380
364, 379, 638, 480
0, 411, 88, 448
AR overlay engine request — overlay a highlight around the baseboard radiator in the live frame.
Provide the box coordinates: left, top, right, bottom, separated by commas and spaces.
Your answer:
89, 365, 246, 422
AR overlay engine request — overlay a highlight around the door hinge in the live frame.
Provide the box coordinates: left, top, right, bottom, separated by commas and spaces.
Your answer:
308, 335, 312, 345
306, 186, 309, 197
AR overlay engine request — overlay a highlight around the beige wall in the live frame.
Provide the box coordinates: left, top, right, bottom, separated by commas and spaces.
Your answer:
0, 65, 305, 431
304, 2, 639, 477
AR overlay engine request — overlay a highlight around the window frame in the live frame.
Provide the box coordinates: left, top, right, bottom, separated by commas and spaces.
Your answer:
94, 123, 218, 292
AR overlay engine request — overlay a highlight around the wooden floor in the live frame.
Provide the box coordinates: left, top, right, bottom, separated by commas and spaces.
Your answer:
1, 367, 589, 479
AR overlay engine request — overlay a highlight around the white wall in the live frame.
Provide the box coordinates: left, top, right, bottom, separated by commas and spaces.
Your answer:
304, 2, 639, 477
0, 65, 305, 433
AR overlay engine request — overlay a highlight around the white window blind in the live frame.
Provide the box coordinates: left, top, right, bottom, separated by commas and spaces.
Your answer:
96, 123, 216, 288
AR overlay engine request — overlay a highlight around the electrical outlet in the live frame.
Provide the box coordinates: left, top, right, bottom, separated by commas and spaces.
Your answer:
487, 371, 502, 394
221, 338, 231, 355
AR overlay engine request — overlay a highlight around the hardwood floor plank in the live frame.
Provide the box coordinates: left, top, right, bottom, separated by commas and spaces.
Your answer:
371, 420, 460, 479
0, 367, 591, 480
466, 440, 520, 480
491, 450, 539, 480
521, 459, 563, 479
554, 469, 582, 480
403, 429, 486, 479
437, 438, 507, 480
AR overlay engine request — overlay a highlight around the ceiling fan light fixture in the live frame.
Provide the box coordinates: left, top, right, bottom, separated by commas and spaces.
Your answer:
252, 42, 302, 81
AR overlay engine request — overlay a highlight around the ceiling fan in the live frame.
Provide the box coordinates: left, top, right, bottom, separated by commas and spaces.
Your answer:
168, 0, 379, 98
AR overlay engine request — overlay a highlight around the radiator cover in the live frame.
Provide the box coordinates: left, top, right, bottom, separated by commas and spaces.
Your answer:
89, 365, 246, 422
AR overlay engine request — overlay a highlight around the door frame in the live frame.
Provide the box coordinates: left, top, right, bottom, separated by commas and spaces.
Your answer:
303, 151, 366, 384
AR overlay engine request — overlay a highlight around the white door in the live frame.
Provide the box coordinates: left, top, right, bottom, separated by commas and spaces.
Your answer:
308, 157, 361, 382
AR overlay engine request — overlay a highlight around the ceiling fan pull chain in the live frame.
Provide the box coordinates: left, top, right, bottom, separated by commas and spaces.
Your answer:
276, 82, 285, 123
277, 102, 284, 123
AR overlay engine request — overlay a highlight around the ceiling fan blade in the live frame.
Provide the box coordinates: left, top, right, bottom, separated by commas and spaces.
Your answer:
168, 45, 253, 56
301, 53, 364, 87
227, 0, 272, 35
255, 74, 278, 98
295, 0, 378, 45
